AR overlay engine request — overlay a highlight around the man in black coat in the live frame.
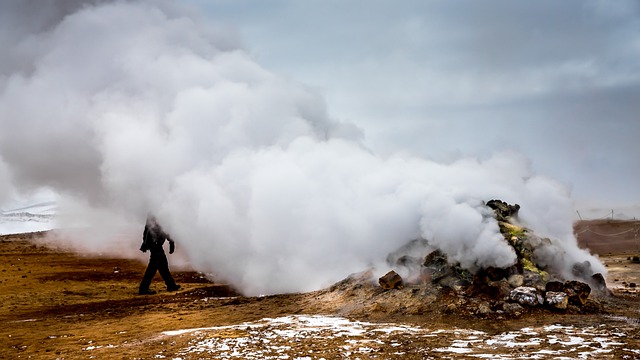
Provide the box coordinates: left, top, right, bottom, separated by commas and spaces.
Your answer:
138, 215, 181, 295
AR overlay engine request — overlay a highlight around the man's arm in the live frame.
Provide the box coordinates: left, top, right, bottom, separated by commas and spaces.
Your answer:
160, 228, 175, 254
140, 226, 150, 252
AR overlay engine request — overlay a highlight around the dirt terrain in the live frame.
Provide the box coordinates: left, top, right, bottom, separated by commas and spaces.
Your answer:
574, 219, 640, 255
1, 227, 639, 359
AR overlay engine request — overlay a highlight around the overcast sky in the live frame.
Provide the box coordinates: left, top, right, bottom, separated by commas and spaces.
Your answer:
187, 0, 640, 218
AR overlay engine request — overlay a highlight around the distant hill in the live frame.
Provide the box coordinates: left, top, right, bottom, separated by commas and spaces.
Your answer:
574, 219, 640, 255
0, 201, 57, 235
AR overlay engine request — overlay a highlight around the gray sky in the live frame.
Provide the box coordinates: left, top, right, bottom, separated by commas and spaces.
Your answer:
188, 0, 640, 218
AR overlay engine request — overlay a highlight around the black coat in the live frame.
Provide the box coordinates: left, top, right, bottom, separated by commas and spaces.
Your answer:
140, 220, 174, 254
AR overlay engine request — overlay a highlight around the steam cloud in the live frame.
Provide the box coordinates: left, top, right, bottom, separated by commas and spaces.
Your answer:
0, 0, 604, 295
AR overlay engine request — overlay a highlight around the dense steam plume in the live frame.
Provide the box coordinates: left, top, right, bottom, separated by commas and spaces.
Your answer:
0, 0, 604, 295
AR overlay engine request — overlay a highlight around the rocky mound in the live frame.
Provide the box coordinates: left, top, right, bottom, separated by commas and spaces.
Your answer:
320, 200, 609, 318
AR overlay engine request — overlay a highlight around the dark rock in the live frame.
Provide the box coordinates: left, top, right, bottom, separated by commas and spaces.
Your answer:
424, 249, 448, 267
486, 199, 520, 221
379, 271, 404, 290
590, 273, 607, 292
487, 279, 513, 300
564, 280, 591, 306
505, 264, 522, 276
632, 256, 640, 264
545, 281, 565, 293
423, 250, 453, 283
482, 266, 509, 281
630, 283, 637, 288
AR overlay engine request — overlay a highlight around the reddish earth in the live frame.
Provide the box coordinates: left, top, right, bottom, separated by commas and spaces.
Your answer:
574, 219, 640, 255
0, 223, 639, 359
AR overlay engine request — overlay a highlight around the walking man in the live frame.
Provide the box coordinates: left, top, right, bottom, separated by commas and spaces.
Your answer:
139, 214, 181, 295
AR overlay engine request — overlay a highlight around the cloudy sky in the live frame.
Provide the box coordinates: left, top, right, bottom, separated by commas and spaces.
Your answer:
189, 0, 640, 218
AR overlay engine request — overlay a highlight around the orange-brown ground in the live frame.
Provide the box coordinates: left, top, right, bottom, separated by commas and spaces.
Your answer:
1, 227, 639, 359
575, 219, 640, 255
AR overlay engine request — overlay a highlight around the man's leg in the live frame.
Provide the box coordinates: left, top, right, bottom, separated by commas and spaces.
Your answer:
139, 257, 159, 294
157, 252, 179, 290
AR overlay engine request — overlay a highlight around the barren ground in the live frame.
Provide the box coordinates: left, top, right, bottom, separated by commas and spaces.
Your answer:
1, 227, 639, 359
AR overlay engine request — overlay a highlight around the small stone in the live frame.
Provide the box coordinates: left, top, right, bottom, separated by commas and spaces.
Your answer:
507, 274, 524, 288
545, 291, 568, 310
502, 302, 524, 315
477, 302, 492, 316
630, 283, 637, 288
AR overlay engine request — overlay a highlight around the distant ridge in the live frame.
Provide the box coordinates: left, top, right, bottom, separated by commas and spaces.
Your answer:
0, 201, 57, 235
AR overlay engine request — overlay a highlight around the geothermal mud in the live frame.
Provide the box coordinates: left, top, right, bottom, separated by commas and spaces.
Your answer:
1, 231, 639, 359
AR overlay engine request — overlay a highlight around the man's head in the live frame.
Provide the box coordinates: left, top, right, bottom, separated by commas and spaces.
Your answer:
146, 213, 157, 225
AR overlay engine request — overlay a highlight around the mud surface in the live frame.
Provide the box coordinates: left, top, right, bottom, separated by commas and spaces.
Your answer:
1, 231, 639, 359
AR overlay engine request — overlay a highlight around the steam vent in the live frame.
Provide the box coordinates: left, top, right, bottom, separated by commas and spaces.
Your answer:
326, 199, 609, 318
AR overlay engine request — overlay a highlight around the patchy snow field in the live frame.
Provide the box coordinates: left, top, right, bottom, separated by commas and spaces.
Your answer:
160, 315, 637, 359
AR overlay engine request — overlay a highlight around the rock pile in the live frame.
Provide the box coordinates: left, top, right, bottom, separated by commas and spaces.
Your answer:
380, 199, 607, 317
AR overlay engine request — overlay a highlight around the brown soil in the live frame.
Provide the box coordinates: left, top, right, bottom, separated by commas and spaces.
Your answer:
575, 219, 640, 255
1, 230, 639, 359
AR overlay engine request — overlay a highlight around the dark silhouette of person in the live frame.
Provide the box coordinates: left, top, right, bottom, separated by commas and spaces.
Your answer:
138, 215, 181, 295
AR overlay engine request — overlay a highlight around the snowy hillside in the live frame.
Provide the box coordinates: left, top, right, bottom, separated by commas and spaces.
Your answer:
0, 201, 57, 235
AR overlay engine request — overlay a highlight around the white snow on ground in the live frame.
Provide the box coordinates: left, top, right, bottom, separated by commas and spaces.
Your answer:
155, 315, 636, 359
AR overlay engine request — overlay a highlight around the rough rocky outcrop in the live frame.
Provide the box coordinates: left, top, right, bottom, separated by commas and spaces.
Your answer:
379, 270, 404, 290
373, 199, 605, 317
486, 199, 520, 222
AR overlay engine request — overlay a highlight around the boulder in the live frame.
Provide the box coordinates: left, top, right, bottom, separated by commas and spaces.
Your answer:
590, 273, 607, 293
564, 280, 591, 306
545, 291, 568, 310
509, 286, 543, 307
424, 249, 448, 268
487, 279, 513, 300
423, 250, 452, 283
379, 270, 404, 290
523, 270, 547, 291
486, 199, 520, 221
507, 274, 524, 288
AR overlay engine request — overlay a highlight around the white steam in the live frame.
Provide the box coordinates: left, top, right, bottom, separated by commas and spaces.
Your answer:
0, 0, 604, 295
